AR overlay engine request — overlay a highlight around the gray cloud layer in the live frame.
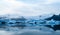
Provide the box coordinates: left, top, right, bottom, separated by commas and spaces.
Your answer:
0, 0, 60, 16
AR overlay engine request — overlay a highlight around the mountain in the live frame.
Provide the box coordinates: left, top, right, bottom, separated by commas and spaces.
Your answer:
0, 14, 53, 20
45, 14, 60, 21
39, 14, 53, 19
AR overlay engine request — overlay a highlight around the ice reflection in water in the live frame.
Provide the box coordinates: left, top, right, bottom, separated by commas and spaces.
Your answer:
0, 28, 60, 35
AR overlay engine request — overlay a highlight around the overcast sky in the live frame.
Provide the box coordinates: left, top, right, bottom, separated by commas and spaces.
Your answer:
0, 0, 60, 16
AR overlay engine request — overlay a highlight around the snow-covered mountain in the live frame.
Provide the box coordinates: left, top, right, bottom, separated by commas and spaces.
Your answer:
0, 14, 54, 20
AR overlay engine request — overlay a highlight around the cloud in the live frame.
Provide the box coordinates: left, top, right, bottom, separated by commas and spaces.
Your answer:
0, 0, 60, 16
45, 0, 60, 4
0, 0, 27, 15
